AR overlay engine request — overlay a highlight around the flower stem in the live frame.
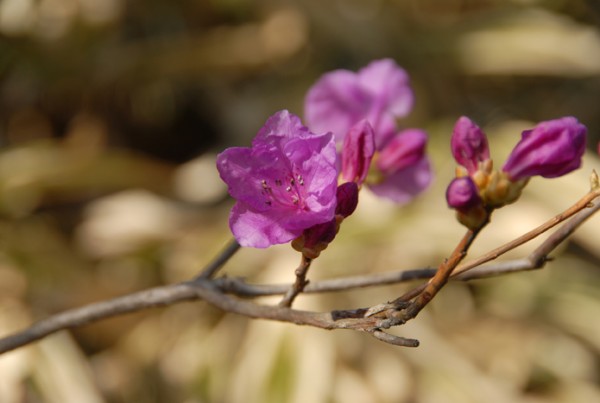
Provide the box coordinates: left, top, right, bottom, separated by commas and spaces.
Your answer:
278, 254, 313, 307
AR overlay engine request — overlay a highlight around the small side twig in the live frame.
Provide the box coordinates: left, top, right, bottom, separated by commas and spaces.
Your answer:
455, 191, 600, 280
195, 239, 240, 280
453, 187, 600, 278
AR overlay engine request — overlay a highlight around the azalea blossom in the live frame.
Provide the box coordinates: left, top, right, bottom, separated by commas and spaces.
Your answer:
305, 59, 432, 204
216, 110, 338, 248
305, 58, 414, 145
369, 129, 432, 204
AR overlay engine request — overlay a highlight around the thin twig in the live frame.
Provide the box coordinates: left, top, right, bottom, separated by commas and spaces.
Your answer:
453, 188, 600, 277
214, 267, 437, 297
278, 255, 313, 307
371, 330, 419, 347
0, 283, 200, 354
195, 239, 240, 280
455, 193, 600, 281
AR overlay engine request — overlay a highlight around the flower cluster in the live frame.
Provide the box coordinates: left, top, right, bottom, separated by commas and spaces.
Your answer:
305, 59, 432, 204
447, 116, 587, 228
217, 59, 431, 254
217, 58, 588, 253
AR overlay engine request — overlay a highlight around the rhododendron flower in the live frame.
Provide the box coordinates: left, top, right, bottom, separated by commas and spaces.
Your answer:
305, 59, 432, 204
451, 116, 490, 174
368, 129, 432, 204
502, 117, 587, 181
376, 129, 428, 175
305, 58, 414, 145
216, 110, 338, 248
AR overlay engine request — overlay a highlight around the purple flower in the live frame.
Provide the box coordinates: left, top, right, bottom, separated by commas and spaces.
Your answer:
446, 177, 482, 213
451, 116, 490, 174
305, 58, 414, 145
368, 129, 433, 204
502, 117, 587, 181
376, 129, 427, 175
341, 120, 375, 185
216, 110, 338, 248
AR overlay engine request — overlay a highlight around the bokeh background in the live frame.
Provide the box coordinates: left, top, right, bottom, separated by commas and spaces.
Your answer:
1, 0, 600, 402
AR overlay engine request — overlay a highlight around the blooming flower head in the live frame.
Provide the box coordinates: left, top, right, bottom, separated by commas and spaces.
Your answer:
368, 129, 433, 204
216, 110, 338, 248
305, 59, 432, 204
376, 129, 428, 175
502, 116, 587, 181
305, 58, 414, 145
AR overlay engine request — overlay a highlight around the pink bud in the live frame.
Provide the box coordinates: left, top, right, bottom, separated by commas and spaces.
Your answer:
335, 182, 359, 218
451, 116, 490, 174
502, 117, 587, 181
341, 120, 375, 184
446, 177, 482, 213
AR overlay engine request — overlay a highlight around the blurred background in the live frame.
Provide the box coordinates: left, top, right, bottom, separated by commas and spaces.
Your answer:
0, 0, 599, 402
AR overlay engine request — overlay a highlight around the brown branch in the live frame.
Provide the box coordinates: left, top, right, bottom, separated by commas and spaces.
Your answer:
453, 187, 600, 278
1, 187, 598, 354
390, 224, 484, 323
214, 267, 437, 297
0, 283, 200, 354
455, 191, 600, 281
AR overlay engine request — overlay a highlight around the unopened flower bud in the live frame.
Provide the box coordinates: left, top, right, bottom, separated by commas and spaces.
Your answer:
292, 182, 359, 259
446, 177, 488, 229
451, 116, 490, 174
502, 117, 586, 181
446, 177, 481, 212
342, 120, 375, 184
292, 219, 338, 259
335, 182, 359, 218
